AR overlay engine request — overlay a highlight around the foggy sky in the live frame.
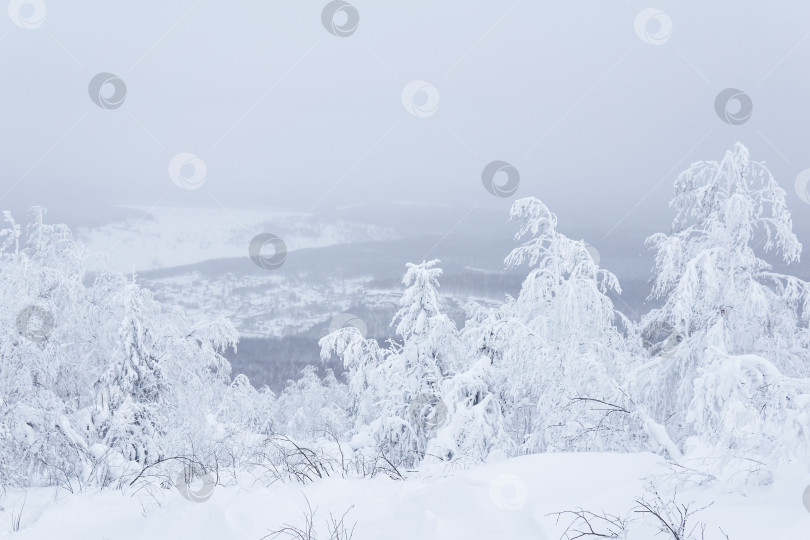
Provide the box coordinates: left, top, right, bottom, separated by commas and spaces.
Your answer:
2, 0, 810, 240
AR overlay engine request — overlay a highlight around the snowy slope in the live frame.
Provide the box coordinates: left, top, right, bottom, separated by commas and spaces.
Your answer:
2, 453, 807, 539
75, 206, 397, 273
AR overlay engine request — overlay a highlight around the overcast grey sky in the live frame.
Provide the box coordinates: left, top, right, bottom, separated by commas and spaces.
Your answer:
2, 0, 810, 238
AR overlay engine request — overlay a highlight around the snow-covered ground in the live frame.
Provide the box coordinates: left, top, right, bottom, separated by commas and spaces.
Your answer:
3, 453, 808, 539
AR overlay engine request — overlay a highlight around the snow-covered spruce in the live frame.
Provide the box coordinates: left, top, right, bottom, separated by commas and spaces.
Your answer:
320, 260, 461, 468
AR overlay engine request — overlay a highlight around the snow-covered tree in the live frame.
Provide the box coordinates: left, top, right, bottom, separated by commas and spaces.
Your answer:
634, 143, 810, 483
428, 346, 508, 466
386, 260, 459, 462
320, 260, 460, 467
273, 366, 350, 440
217, 374, 268, 433
462, 197, 641, 455
0, 208, 96, 486
93, 281, 168, 464
320, 326, 386, 433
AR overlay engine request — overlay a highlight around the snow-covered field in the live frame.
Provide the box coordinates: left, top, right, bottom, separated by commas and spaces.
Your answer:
3, 453, 808, 540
